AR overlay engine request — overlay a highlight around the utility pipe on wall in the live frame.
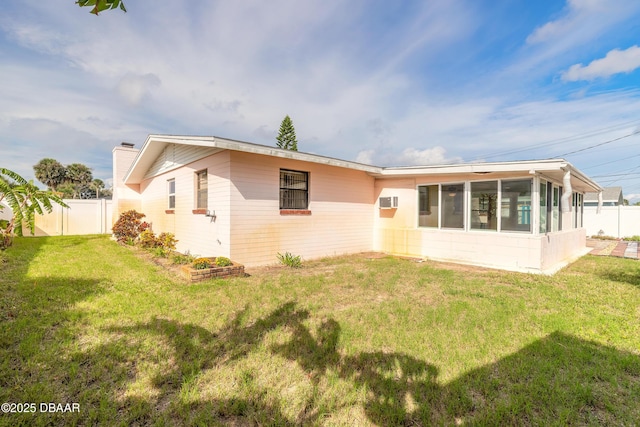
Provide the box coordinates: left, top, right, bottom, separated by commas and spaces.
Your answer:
561, 170, 572, 213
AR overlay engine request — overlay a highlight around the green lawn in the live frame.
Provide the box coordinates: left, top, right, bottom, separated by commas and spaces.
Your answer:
1, 235, 639, 426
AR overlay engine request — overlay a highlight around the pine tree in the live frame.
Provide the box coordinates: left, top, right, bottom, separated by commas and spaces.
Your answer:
276, 115, 298, 151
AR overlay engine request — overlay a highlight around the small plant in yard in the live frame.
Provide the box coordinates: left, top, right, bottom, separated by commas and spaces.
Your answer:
171, 251, 195, 265
591, 234, 618, 240
138, 229, 159, 248
157, 232, 177, 250
152, 246, 169, 258
192, 257, 212, 270
277, 251, 302, 268
215, 256, 232, 267
112, 210, 148, 243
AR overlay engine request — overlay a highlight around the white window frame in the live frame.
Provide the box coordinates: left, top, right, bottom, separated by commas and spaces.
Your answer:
167, 178, 176, 209
195, 170, 208, 209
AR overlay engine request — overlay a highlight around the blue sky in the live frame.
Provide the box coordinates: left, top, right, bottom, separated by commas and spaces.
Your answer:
2, 0, 640, 200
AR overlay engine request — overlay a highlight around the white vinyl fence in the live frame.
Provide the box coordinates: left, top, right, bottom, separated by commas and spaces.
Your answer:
584, 206, 640, 238
30, 199, 113, 236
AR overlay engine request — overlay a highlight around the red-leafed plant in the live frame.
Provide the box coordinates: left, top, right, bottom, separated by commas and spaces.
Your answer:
112, 210, 148, 244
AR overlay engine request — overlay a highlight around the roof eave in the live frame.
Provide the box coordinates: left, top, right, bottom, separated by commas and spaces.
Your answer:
123, 135, 382, 184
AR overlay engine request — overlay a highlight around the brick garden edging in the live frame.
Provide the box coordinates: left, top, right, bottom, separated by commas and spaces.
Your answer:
180, 258, 245, 282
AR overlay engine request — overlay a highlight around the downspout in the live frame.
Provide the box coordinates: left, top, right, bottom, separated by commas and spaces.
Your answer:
597, 191, 602, 214
561, 170, 572, 213
618, 203, 621, 238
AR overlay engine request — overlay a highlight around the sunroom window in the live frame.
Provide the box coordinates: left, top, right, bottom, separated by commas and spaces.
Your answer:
470, 181, 497, 230
418, 185, 439, 227
442, 184, 464, 229
501, 179, 532, 232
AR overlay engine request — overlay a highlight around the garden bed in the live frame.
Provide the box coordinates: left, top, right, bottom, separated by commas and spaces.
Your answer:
180, 257, 245, 282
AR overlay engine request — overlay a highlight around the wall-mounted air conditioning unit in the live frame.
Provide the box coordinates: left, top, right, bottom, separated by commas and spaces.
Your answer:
379, 196, 398, 209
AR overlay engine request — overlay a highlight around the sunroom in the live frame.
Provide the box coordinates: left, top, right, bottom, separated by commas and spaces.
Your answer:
373, 159, 601, 274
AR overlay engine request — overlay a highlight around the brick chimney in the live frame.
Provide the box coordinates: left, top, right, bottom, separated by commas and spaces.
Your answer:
112, 142, 142, 225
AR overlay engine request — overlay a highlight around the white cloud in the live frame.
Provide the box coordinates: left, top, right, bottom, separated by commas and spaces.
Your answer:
356, 146, 462, 167
625, 193, 640, 202
2, 0, 640, 198
394, 146, 460, 166
355, 150, 374, 165
116, 73, 161, 106
562, 45, 640, 81
508, 0, 640, 81
526, 0, 609, 45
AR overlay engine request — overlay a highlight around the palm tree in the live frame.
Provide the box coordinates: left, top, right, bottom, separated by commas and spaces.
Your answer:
0, 168, 68, 249
90, 178, 105, 199
65, 163, 93, 199
33, 158, 67, 192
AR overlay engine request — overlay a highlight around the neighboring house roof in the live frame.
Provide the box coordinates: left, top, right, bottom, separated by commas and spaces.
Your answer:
584, 186, 623, 203
123, 134, 602, 193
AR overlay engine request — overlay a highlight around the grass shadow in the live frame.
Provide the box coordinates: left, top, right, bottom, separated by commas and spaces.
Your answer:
1, 237, 111, 426
598, 266, 640, 287
60, 303, 640, 425
55, 302, 311, 425
3, 250, 639, 427
444, 331, 640, 424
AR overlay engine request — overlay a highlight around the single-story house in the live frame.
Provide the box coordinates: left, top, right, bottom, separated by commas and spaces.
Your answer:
584, 186, 623, 207
112, 135, 602, 274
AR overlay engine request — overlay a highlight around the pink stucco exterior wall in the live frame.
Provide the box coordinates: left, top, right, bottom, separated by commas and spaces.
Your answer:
130, 150, 374, 266
113, 143, 591, 273
228, 151, 375, 266
137, 151, 232, 258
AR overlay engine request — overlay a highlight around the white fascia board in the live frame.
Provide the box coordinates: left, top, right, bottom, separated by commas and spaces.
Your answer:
124, 135, 381, 184
377, 158, 602, 192
212, 136, 382, 173
376, 159, 569, 176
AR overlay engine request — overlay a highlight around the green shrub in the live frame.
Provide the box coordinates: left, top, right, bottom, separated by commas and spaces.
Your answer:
172, 251, 195, 265
138, 229, 159, 248
192, 257, 212, 270
112, 210, 148, 243
152, 247, 169, 258
277, 252, 302, 268
157, 232, 177, 250
591, 235, 618, 240
623, 235, 640, 242
215, 256, 232, 267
